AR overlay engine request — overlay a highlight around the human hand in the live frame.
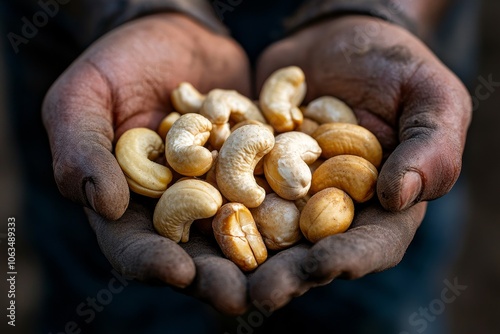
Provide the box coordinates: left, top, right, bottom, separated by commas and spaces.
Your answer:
249, 16, 471, 311
42, 13, 251, 315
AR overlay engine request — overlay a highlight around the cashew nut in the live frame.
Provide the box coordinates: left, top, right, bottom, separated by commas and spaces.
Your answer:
231, 119, 274, 135
200, 89, 267, 125
115, 128, 172, 198
250, 193, 301, 250
231, 121, 274, 174
171, 82, 205, 114
200, 89, 267, 150
259, 66, 306, 132
300, 187, 354, 243
216, 125, 275, 208
165, 113, 214, 176
312, 122, 383, 168
311, 155, 378, 203
212, 203, 268, 271
153, 179, 223, 243
263, 132, 322, 200
157, 112, 181, 139
304, 96, 357, 124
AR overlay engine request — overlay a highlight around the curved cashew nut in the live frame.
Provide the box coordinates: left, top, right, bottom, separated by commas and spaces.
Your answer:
200, 89, 267, 150
213, 203, 268, 271
115, 128, 172, 198
231, 119, 274, 135
259, 66, 306, 132
304, 96, 358, 124
216, 125, 275, 208
157, 112, 181, 139
230, 121, 274, 176
312, 122, 383, 168
264, 132, 322, 200
300, 187, 355, 243
171, 82, 206, 114
250, 193, 302, 250
165, 113, 214, 176
311, 155, 378, 203
201, 89, 267, 125
153, 179, 223, 243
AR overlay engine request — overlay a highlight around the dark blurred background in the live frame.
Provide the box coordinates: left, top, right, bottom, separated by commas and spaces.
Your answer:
0, 0, 499, 333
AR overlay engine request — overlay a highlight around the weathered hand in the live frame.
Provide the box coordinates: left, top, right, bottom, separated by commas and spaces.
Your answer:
85, 199, 248, 315
249, 15, 471, 311
42, 13, 251, 315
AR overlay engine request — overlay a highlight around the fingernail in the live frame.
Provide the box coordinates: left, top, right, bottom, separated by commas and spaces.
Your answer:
399, 171, 422, 210
84, 180, 97, 211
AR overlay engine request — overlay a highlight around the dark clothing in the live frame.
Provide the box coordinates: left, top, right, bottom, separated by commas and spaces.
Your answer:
0, 0, 478, 333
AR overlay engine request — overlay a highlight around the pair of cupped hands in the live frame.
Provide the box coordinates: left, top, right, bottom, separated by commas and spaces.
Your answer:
42, 13, 471, 315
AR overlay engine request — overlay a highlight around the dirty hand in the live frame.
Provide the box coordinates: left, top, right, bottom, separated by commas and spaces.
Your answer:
42, 13, 250, 315
250, 15, 472, 311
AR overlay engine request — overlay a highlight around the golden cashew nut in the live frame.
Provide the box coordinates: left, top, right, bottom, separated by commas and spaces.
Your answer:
231, 119, 274, 135
212, 203, 268, 272
153, 179, 223, 243
312, 122, 383, 168
216, 125, 275, 208
115, 127, 172, 198
264, 132, 322, 200
299, 187, 354, 243
250, 193, 301, 250
311, 155, 378, 203
201, 89, 267, 125
200, 89, 267, 150
259, 66, 306, 132
157, 112, 181, 139
304, 96, 358, 124
165, 113, 214, 176
231, 121, 274, 174
171, 82, 206, 114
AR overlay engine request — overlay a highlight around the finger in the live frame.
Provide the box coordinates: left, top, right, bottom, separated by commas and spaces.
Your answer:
85, 202, 195, 288
248, 245, 322, 312
378, 64, 472, 211
300, 202, 427, 283
42, 63, 130, 220
181, 233, 249, 316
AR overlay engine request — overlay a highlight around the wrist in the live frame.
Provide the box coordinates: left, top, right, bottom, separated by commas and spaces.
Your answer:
284, 0, 418, 37
91, 0, 228, 41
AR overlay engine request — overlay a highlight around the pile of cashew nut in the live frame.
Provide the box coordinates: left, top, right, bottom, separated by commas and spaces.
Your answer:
114, 66, 382, 272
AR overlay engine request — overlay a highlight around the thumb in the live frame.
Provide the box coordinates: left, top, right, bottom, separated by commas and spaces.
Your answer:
377, 64, 472, 211
43, 62, 129, 220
